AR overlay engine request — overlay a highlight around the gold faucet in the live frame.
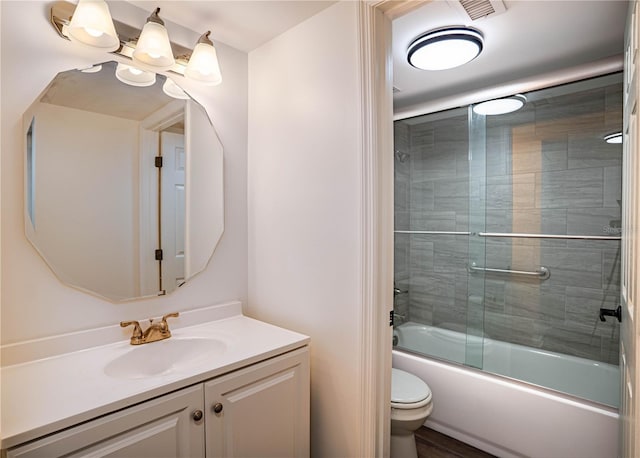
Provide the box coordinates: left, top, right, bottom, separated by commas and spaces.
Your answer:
121, 312, 179, 345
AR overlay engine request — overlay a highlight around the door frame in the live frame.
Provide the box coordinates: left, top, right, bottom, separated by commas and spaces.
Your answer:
139, 100, 185, 297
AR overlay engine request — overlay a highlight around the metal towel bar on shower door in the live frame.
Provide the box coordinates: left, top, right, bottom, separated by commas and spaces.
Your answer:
468, 263, 551, 280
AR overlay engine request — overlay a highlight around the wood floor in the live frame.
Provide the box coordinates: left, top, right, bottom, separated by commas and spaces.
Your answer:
415, 427, 496, 458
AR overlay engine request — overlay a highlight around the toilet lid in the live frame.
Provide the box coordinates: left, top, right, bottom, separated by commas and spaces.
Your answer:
391, 368, 431, 404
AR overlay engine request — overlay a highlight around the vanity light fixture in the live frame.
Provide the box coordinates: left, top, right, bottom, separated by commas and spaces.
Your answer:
67, 0, 119, 51
132, 8, 175, 71
79, 64, 103, 73
185, 31, 223, 86
163, 78, 190, 99
407, 26, 483, 71
473, 95, 527, 116
604, 132, 622, 144
115, 63, 156, 87
50, 2, 223, 86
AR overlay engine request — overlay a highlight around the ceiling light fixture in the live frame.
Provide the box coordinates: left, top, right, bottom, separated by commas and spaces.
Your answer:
473, 95, 527, 115
132, 8, 175, 71
50, 2, 223, 86
115, 63, 156, 87
407, 26, 484, 71
604, 132, 622, 144
66, 0, 119, 51
185, 31, 222, 86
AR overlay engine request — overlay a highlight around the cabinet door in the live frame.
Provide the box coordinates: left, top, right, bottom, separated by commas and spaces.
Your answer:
204, 347, 310, 458
7, 385, 205, 458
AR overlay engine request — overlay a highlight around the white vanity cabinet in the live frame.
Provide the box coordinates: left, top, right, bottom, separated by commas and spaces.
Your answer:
5, 385, 205, 458
204, 347, 310, 457
5, 348, 309, 458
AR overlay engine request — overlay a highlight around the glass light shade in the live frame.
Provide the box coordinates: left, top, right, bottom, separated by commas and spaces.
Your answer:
133, 21, 175, 70
115, 63, 156, 87
408, 27, 483, 71
163, 78, 189, 99
79, 64, 103, 73
185, 42, 222, 86
473, 95, 527, 116
68, 0, 119, 51
604, 132, 622, 144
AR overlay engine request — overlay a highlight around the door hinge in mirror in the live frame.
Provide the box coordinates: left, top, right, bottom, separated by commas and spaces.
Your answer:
155, 249, 163, 261
155, 156, 163, 168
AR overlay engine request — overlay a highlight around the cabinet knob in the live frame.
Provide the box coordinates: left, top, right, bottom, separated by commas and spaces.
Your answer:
192, 409, 204, 422
213, 403, 223, 414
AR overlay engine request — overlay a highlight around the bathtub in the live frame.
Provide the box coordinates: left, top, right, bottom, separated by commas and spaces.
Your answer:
393, 322, 620, 458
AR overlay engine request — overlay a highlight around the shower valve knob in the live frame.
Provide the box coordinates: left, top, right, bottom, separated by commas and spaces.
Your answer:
599, 305, 622, 323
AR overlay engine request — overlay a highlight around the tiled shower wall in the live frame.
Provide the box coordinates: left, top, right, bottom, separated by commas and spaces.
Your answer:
394, 75, 623, 365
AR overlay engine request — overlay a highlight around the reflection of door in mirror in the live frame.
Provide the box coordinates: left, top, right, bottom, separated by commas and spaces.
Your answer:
160, 130, 186, 293
139, 101, 186, 297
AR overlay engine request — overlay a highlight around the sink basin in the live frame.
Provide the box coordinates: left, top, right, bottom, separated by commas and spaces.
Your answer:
104, 337, 227, 379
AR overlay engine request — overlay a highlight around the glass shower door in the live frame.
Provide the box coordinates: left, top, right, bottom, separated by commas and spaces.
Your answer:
467, 73, 623, 407
466, 106, 486, 369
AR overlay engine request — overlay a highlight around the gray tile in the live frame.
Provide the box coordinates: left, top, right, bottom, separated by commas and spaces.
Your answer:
410, 211, 457, 232
434, 237, 469, 273
602, 246, 621, 292
542, 321, 605, 362
541, 247, 603, 289
409, 236, 434, 272
484, 311, 548, 348
483, 279, 506, 313
409, 180, 434, 213
539, 168, 603, 209
567, 207, 622, 236
409, 122, 434, 148
542, 138, 569, 172
434, 178, 470, 212
504, 282, 566, 322
604, 165, 622, 208
411, 147, 457, 182
568, 134, 622, 169
565, 286, 617, 328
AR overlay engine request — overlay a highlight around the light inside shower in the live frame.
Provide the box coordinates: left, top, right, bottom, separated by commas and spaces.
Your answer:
604, 132, 622, 144
473, 95, 527, 115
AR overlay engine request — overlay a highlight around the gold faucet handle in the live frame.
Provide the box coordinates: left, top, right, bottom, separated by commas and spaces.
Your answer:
162, 312, 180, 324
120, 320, 143, 339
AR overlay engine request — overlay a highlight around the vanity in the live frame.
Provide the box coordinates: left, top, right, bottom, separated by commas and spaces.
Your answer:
3, 6, 312, 456
0, 302, 310, 457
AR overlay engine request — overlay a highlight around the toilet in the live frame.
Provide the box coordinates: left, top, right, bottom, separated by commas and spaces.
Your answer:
390, 368, 433, 458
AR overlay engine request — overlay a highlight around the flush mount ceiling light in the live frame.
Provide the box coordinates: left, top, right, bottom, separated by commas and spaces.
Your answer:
185, 31, 222, 86
67, 0, 119, 51
407, 26, 484, 71
604, 132, 622, 144
132, 8, 175, 71
473, 95, 527, 115
115, 63, 156, 87
50, 2, 223, 87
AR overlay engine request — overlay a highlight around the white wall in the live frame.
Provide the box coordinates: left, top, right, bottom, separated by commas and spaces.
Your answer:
0, 1, 248, 344
248, 2, 367, 455
28, 103, 139, 301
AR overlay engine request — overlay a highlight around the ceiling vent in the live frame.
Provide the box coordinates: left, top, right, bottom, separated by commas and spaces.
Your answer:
450, 0, 506, 21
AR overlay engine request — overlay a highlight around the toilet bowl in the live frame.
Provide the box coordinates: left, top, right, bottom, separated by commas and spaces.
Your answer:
390, 368, 433, 458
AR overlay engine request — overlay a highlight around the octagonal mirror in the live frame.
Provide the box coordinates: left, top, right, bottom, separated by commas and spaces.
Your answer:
23, 61, 224, 302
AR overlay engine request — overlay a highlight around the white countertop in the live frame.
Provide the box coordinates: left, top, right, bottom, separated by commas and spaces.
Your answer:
0, 307, 309, 450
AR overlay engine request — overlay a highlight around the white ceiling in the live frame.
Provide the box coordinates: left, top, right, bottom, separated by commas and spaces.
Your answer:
392, 0, 628, 111
128, 1, 336, 53
125, 1, 627, 113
